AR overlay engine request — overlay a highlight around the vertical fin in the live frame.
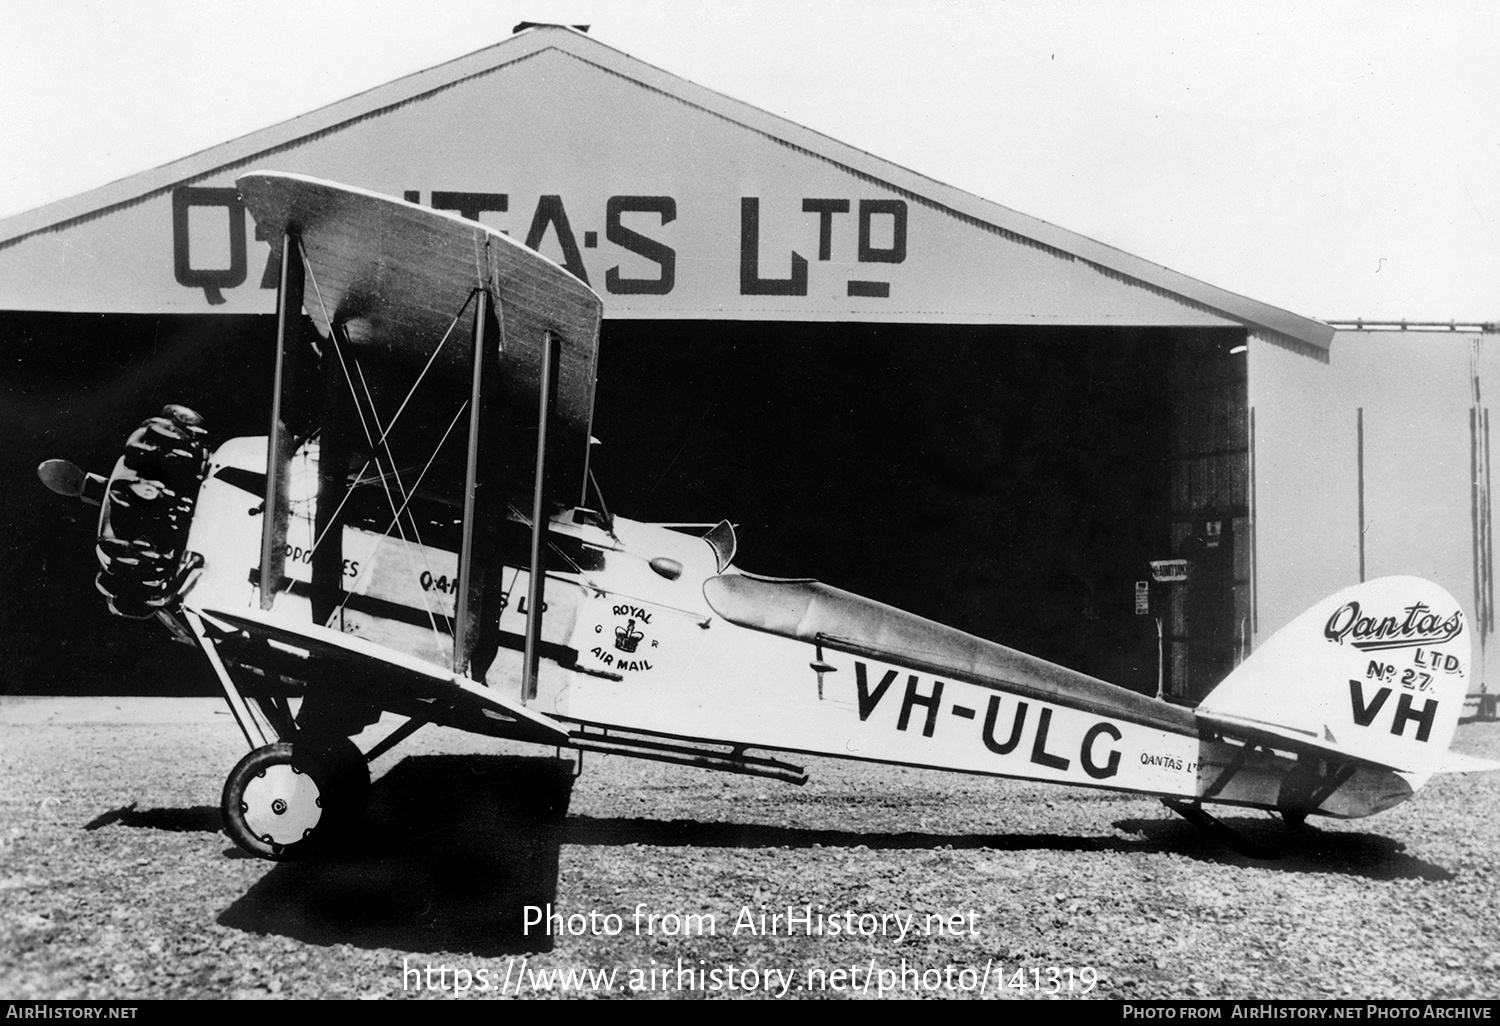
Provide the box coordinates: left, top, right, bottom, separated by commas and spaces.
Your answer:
1196, 576, 1469, 773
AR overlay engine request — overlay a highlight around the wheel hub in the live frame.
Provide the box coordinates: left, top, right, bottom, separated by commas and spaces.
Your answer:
240, 764, 322, 845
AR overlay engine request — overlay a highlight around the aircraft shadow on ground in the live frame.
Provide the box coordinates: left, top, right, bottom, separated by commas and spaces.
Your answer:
561, 814, 1119, 853
1111, 816, 1451, 881
560, 814, 1449, 882
216, 754, 576, 956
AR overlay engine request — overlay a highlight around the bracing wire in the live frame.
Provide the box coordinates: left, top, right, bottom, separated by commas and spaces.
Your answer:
298, 247, 478, 643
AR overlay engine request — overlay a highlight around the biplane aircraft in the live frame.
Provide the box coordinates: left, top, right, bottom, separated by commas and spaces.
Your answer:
38, 172, 1496, 861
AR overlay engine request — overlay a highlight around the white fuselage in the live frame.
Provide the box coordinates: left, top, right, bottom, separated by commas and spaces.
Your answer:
184, 437, 1417, 818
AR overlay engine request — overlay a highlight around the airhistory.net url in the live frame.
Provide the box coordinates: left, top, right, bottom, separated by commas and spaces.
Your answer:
400, 956, 1100, 996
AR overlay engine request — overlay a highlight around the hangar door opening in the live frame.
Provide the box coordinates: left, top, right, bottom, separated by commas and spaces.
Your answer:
593, 322, 1250, 701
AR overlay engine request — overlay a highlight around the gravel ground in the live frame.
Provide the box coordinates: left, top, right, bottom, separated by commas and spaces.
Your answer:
2, 697, 1498, 1001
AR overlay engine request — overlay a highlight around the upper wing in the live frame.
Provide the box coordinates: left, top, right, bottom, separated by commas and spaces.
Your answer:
237, 171, 604, 505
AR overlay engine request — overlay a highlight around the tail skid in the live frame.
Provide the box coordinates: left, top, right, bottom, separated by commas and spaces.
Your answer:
1161, 799, 1282, 860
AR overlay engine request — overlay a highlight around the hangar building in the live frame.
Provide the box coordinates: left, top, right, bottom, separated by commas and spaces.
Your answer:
1, 25, 1493, 703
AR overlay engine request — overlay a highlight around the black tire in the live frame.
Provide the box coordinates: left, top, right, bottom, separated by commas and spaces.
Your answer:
221, 742, 336, 860
301, 732, 371, 824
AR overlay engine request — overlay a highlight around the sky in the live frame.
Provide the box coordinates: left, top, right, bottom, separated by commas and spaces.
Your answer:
1, 0, 1495, 323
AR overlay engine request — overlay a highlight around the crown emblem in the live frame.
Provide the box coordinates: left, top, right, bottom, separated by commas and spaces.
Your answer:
614, 618, 644, 653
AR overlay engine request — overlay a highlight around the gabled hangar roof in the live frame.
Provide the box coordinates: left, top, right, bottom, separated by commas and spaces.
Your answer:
0, 25, 1332, 350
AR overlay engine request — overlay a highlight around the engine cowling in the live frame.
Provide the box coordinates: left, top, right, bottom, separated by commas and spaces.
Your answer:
95, 405, 210, 618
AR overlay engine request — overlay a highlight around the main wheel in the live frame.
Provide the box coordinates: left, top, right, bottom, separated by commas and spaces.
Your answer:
300, 732, 370, 823
221, 743, 335, 860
